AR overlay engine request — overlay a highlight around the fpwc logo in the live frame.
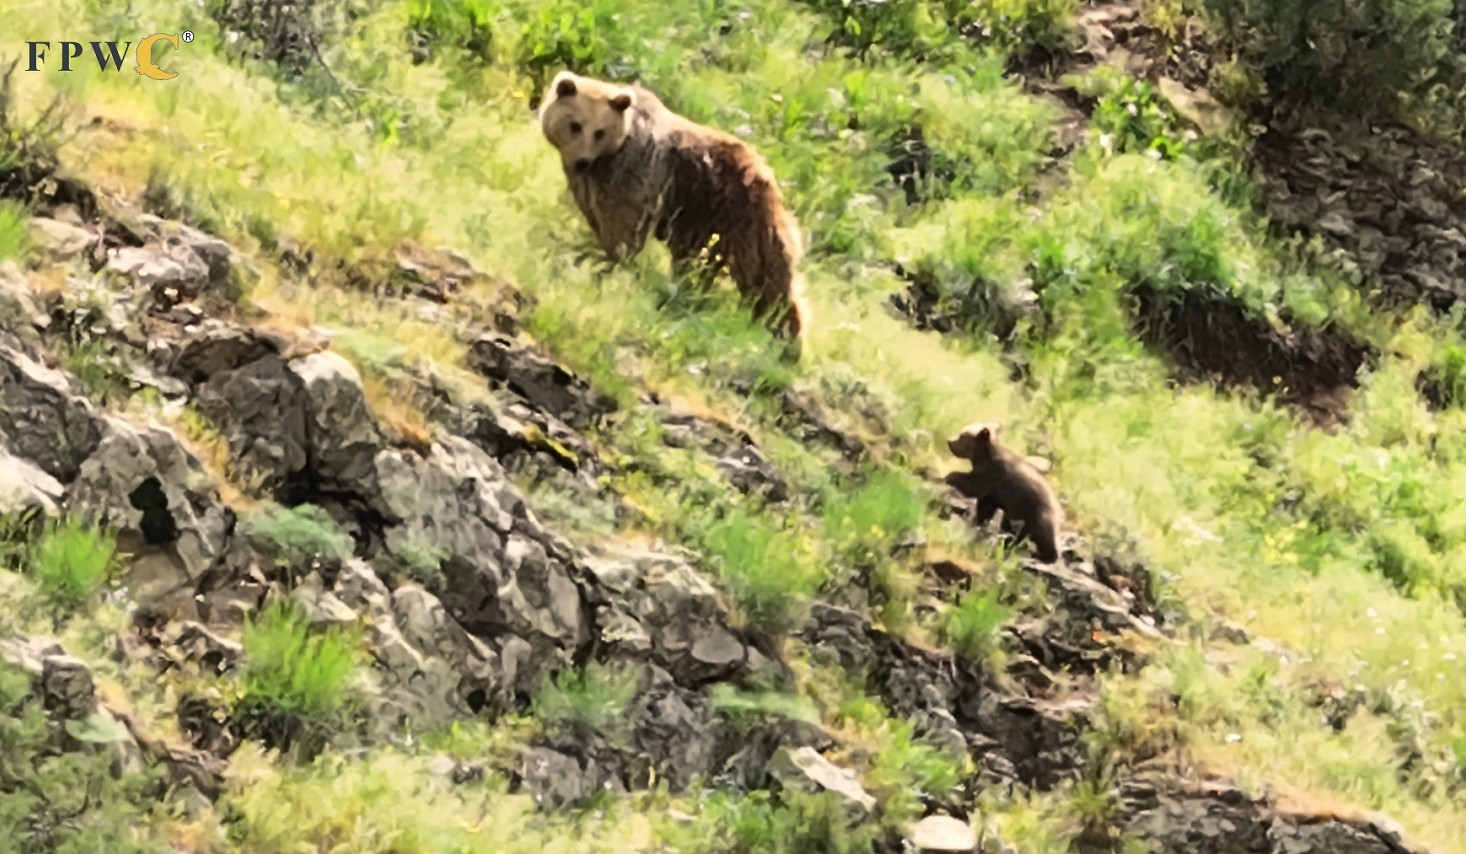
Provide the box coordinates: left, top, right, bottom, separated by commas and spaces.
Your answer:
25, 31, 193, 81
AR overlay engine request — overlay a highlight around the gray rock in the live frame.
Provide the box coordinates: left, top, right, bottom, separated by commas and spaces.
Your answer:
519, 747, 605, 809
767, 746, 876, 816
374, 439, 585, 680
0, 261, 46, 337
466, 333, 616, 431
289, 351, 385, 492
65, 415, 232, 606
40, 654, 97, 720
168, 319, 284, 384
28, 216, 96, 260
908, 815, 979, 852
582, 545, 747, 682
292, 571, 360, 627
108, 243, 211, 299
0, 443, 65, 516
0, 344, 103, 482
169, 621, 243, 674
331, 560, 392, 616
196, 354, 311, 487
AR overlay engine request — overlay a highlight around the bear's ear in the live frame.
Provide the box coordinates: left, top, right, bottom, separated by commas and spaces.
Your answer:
609, 91, 633, 112
554, 73, 578, 98
974, 426, 992, 444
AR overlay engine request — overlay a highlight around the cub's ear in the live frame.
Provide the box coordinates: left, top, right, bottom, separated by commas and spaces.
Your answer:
609, 91, 633, 112
974, 426, 992, 443
554, 73, 578, 98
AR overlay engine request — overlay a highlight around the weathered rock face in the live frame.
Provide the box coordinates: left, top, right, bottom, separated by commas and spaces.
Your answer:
580, 544, 751, 685
467, 333, 616, 432
0, 344, 103, 482
1098, 774, 1429, 854
1253, 124, 1466, 315
67, 416, 234, 599
801, 602, 1090, 790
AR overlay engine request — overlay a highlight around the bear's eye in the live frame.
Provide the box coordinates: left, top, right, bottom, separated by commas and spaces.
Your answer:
593, 129, 606, 142
568, 121, 582, 135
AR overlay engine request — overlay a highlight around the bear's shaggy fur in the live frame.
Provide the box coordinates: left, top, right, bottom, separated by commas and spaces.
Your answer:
537, 70, 810, 356
944, 421, 1063, 564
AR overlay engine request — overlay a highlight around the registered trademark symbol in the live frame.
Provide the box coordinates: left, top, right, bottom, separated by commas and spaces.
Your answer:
182, 31, 194, 43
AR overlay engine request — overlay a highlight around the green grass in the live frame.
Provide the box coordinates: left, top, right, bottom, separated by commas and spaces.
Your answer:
22, 517, 116, 610
0, 199, 27, 260
237, 599, 362, 757
530, 660, 641, 744
3, 0, 1466, 847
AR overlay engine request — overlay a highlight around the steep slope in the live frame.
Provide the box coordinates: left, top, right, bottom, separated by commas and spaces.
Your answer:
2, 0, 1466, 852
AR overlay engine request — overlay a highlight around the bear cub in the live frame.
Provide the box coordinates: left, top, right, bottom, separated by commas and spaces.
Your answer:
944, 421, 1063, 564
537, 70, 811, 358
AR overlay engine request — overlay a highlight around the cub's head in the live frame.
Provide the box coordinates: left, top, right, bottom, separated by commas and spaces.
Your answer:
947, 421, 1001, 462
537, 71, 636, 174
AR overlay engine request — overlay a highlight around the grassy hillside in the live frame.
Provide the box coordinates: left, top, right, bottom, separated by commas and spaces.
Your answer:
4, 0, 1466, 850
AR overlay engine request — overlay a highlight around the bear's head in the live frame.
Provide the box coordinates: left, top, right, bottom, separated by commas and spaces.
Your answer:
947, 421, 1000, 462
538, 71, 636, 175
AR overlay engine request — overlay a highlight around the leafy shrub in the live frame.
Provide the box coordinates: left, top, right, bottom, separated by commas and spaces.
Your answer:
242, 503, 354, 571
1200, 0, 1456, 119
1079, 69, 1192, 160
515, 0, 627, 97
406, 0, 497, 64
236, 600, 361, 757
0, 665, 168, 852
25, 517, 116, 609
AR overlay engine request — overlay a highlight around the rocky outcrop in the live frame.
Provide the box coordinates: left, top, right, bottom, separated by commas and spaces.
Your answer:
1092, 774, 1429, 854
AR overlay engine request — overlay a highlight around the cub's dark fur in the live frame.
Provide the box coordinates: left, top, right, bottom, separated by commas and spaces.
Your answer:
943, 422, 1062, 564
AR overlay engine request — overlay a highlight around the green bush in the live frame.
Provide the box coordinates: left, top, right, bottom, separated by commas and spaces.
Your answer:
26, 517, 116, 609
242, 503, 354, 571
0, 665, 168, 853
406, 0, 497, 64
1200, 0, 1456, 119
237, 600, 361, 757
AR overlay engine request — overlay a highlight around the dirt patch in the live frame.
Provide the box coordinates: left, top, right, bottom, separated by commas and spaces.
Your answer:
1131, 285, 1372, 427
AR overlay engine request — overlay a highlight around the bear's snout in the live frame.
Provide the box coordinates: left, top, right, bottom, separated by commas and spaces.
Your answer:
574, 157, 593, 173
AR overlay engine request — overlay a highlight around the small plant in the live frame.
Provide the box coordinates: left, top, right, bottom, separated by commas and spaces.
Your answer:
391, 534, 449, 586
942, 586, 1011, 662
26, 517, 116, 609
530, 661, 640, 744
237, 599, 361, 757
63, 339, 131, 403
241, 503, 354, 572
821, 466, 925, 568
1080, 68, 1191, 161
